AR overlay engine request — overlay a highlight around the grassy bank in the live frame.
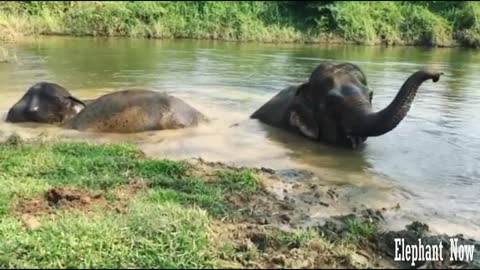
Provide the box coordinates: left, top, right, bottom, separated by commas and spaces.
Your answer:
1, 134, 479, 268
0, 135, 374, 268
1, 1, 480, 47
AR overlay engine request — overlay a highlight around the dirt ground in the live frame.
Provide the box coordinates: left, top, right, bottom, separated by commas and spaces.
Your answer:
187, 158, 480, 269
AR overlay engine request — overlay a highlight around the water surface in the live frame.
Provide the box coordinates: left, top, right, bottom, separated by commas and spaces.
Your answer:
1, 37, 479, 237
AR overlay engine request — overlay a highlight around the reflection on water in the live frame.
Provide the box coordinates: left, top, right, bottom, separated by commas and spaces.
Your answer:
1, 37, 479, 237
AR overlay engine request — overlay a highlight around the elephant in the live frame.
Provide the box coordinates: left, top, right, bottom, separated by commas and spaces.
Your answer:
6, 82, 86, 124
251, 62, 443, 149
64, 89, 208, 133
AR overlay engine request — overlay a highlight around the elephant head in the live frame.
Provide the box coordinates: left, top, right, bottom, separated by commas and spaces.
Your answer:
6, 82, 86, 124
287, 62, 443, 148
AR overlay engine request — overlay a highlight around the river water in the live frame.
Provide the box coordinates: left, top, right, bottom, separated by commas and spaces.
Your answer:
1, 37, 479, 237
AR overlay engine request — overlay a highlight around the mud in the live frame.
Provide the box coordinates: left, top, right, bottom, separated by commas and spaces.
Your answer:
14, 187, 107, 217
185, 157, 399, 231
187, 158, 480, 269
210, 222, 362, 269
13, 182, 147, 218
373, 223, 480, 269
314, 211, 480, 269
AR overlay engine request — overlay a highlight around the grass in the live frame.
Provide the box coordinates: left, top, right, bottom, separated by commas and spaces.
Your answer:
0, 136, 365, 268
344, 218, 379, 243
0, 137, 218, 268
0, 202, 213, 268
144, 169, 259, 218
0, 136, 259, 218
0, 1, 480, 47
0, 137, 248, 267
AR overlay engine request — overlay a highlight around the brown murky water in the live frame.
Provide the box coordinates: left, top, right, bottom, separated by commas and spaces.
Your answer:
1, 37, 479, 238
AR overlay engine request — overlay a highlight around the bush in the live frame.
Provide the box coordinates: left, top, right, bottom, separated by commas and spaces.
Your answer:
0, 1, 479, 47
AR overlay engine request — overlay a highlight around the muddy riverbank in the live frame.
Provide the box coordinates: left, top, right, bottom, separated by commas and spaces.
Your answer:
1, 134, 478, 268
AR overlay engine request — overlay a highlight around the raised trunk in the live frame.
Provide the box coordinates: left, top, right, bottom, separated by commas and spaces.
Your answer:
352, 69, 442, 137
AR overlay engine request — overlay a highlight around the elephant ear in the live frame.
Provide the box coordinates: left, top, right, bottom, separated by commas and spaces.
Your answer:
68, 96, 86, 107
289, 83, 320, 139
294, 81, 311, 99
67, 96, 87, 114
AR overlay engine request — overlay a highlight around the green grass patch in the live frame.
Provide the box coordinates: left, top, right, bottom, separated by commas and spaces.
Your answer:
0, 137, 372, 268
218, 170, 258, 194
0, 138, 258, 219
344, 218, 378, 243
0, 138, 223, 267
0, 201, 214, 268
144, 169, 259, 218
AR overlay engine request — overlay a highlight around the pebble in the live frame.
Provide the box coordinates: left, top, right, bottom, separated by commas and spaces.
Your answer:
319, 201, 329, 207
271, 255, 286, 266
280, 214, 291, 223
261, 218, 270, 225
21, 214, 41, 230
80, 196, 91, 204
260, 167, 275, 174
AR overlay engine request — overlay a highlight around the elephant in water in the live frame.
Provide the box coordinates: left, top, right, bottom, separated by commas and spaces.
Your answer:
64, 89, 208, 133
251, 62, 443, 149
6, 82, 86, 124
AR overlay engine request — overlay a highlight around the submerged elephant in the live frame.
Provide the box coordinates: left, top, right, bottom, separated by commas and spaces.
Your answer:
6, 82, 86, 124
251, 62, 443, 149
64, 89, 208, 133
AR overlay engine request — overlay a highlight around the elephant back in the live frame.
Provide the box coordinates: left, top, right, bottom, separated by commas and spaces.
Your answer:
64, 89, 207, 133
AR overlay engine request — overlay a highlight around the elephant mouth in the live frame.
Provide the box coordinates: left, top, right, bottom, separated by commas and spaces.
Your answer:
345, 134, 367, 149
338, 126, 367, 149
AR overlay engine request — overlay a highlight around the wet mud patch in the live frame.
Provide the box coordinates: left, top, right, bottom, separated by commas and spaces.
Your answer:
12, 181, 148, 224
193, 157, 480, 270
184, 157, 399, 230
371, 222, 480, 269
183, 158, 313, 226
14, 187, 107, 217
107, 180, 149, 214
314, 211, 480, 269
210, 221, 389, 269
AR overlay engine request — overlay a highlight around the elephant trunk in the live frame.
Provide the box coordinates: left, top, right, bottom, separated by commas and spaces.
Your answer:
351, 69, 442, 137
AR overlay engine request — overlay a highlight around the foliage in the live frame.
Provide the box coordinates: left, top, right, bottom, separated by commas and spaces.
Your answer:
0, 1, 479, 47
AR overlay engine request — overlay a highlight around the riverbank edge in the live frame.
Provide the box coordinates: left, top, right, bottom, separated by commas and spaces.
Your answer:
0, 133, 478, 268
1, 30, 471, 49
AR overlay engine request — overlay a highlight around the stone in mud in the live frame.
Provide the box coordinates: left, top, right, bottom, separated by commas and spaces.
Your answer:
47, 187, 81, 205
21, 214, 41, 230
270, 254, 286, 266
319, 201, 329, 207
362, 208, 385, 223
260, 167, 275, 174
280, 214, 291, 223
350, 252, 371, 268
